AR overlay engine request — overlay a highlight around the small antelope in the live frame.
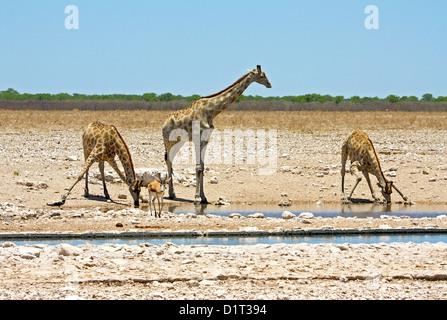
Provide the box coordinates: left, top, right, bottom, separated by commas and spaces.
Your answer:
148, 172, 171, 217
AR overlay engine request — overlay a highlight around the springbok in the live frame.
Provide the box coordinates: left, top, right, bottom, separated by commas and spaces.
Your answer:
148, 172, 171, 217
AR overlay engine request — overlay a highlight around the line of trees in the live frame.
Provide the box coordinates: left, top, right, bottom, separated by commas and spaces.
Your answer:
1, 88, 447, 112
1, 88, 446, 104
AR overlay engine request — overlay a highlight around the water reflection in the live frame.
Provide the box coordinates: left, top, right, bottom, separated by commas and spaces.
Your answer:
144, 201, 447, 219
11, 233, 447, 247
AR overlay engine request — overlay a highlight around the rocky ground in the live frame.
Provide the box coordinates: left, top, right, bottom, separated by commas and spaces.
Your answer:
2, 239, 447, 300
1, 110, 447, 301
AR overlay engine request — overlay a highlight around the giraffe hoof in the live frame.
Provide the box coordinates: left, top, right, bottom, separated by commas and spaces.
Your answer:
341, 197, 350, 204
47, 200, 65, 207
197, 198, 209, 205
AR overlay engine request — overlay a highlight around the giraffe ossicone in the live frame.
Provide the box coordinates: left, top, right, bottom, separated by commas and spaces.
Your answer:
162, 65, 271, 204
47, 121, 142, 207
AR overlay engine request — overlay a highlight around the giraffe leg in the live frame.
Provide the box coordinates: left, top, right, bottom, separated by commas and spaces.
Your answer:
363, 171, 381, 202
107, 159, 127, 184
166, 155, 176, 199
341, 145, 348, 201
83, 144, 91, 198
163, 148, 179, 200
84, 168, 89, 198
99, 161, 110, 199
163, 135, 186, 200
347, 161, 362, 200
392, 184, 409, 202
48, 153, 98, 206
194, 140, 209, 204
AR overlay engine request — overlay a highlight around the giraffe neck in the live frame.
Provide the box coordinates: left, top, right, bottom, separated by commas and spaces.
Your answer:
111, 126, 136, 185
373, 164, 387, 186
368, 144, 387, 187
200, 72, 254, 119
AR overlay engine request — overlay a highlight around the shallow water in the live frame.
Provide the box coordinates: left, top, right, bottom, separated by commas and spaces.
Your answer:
6, 203, 447, 246
11, 233, 447, 247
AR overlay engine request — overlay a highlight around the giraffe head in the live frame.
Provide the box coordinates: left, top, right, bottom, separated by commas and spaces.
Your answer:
129, 180, 143, 207
248, 65, 272, 88
379, 180, 393, 204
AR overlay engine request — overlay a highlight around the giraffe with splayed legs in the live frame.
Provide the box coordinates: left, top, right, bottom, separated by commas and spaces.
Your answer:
341, 129, 408, 204
48, 121, 142, 207
162, 65, 271, 204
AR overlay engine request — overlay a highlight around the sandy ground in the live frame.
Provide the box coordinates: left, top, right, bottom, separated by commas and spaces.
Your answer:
1, 110, 447, 301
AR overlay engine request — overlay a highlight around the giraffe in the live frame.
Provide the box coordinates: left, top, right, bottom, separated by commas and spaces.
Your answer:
162, 65, 271, 204
341, 129, 408, 204
47, 121, 142, 207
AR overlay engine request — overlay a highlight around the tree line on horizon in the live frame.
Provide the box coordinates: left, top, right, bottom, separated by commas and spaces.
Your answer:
1, 88, 446, 104
1, 88, 447, 112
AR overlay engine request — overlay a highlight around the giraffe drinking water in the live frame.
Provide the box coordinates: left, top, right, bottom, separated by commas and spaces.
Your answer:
48, 121, 142, 207
341, 129, 408, 204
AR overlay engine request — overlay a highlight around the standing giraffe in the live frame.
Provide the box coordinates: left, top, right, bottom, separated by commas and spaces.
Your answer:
341, 129, 408, 204
162, 65, 271, 204
48, 121, 142, 207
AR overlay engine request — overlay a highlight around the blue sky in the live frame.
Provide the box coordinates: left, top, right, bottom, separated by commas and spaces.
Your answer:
0, 1, 446, 98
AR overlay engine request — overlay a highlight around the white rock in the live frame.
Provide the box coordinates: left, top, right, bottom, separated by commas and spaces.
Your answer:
247, 213, 264, 219
214, 197, 230, 205
182, 259, 194, 264
280, 166, 292, 173
200, 280, 216, 286
239, 226, 259, 232
209, 176, 218, 184
18, 247, 41, 259
298, 212, 314, 219
57, 244, 82, 257
278, 200, 291, 206
385, 171, 397, 177
229, 213, 242, 219
282, 211, 296, 220
0, 242, 16, 248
